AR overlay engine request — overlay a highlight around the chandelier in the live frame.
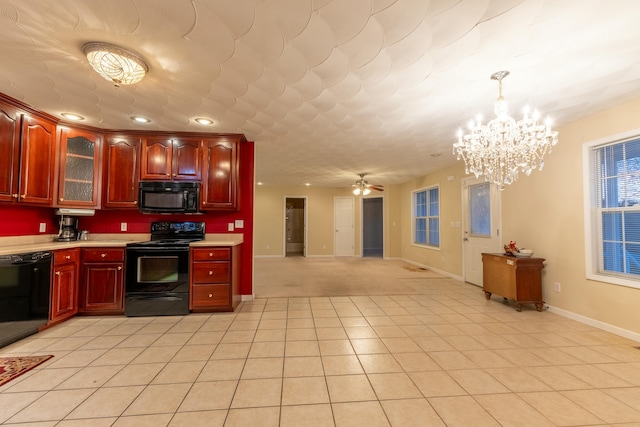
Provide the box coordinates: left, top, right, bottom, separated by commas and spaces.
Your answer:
453, 71, 558, 189
83, 42, 149, 87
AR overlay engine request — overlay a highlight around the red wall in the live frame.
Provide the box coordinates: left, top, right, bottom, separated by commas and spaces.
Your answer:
0, 141, 255, 296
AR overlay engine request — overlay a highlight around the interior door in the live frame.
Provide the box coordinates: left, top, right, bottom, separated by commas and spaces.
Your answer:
462, 177, 502, 286
334, 197, 354, 257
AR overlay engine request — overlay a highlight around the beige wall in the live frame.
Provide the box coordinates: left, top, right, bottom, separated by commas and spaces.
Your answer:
254, 98, 640, 337
501, 97, 640, 336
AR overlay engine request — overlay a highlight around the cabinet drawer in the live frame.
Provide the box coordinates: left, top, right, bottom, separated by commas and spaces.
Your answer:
192, 262, 230, 283
83, 248, 125, 262
192, 284, 229, 307
54, 248, 80, 265
192, 247, 230, 261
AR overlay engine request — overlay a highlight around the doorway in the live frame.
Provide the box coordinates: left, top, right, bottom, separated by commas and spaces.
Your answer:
462, 177, 502, 286
285, 197, 306, 257
362, 197, 383, 257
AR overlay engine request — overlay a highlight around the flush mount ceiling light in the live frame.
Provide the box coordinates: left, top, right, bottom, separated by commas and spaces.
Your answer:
131, 116, 151, 123
83, 42, 149, 87
61, 113, 84, 121
453, 71, 559, 189
194, 117, 215, 125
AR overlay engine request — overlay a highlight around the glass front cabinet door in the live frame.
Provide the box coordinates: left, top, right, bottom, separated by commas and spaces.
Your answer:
57, 128, 102, 208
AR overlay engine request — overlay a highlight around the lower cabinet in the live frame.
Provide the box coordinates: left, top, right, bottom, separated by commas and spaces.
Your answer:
482, 253, 545, 312
190, 245, 241, 312
79, 248, 125, 314
50, 248, 80, 325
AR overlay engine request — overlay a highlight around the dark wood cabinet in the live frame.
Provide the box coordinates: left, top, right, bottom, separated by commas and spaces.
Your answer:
19, 114, 57, 205
0, 101, 21, 203
482, 253, 545, 311
201, 137, 239, 210
50, 248, 79, 325
141, 137, 201, 181
190, 245, 241, 312
56, 127, 102, 208
79, 248, 124, 314
103, 135, 141, 208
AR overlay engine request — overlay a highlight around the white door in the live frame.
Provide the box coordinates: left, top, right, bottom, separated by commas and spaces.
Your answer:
334, 197, 354, 257
462, 177, 502, 286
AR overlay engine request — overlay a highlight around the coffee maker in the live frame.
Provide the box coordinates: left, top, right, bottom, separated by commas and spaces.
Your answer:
56, 216, 79, 242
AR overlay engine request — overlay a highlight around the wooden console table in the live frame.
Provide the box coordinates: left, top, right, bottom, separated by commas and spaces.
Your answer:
482, 253, 545, 312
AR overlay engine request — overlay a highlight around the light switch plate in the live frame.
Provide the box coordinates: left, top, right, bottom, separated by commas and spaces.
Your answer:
39, 223, 46, 233
228, 223, 235, 231
235, 219, 244, 228
121, 222, 127, 231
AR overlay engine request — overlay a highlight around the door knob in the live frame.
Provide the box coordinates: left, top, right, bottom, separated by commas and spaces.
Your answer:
463, 238, 469, 241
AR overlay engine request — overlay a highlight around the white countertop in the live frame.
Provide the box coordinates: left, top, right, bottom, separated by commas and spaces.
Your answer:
0, 233, 243, 255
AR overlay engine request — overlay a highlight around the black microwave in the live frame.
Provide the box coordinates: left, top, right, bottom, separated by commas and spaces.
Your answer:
139, 182, 200, 213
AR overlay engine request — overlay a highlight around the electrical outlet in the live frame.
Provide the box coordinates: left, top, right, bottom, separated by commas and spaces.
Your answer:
121, 222, 127, 232
554, 282, 561, 292
39, 223, 46, 233
235, 219, 244, 229
228, 223, 235, 231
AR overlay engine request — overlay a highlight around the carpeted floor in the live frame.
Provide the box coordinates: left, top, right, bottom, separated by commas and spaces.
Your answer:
254, 257, 453, 298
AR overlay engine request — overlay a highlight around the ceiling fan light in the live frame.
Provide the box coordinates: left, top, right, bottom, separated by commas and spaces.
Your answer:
363, 188, 371, 196
353, 188, 361, 195
83, 42, 148, 87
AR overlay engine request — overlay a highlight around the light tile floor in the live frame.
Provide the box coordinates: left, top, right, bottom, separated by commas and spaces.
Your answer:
2, 278, 640, 426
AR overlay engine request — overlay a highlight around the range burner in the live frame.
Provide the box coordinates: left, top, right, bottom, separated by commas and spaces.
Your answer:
126, 221, 206, 249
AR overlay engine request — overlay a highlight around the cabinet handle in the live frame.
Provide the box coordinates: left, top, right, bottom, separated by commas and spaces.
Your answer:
55, 271, 61, 276
209, 252, 213, 257
101, 253, 106, 258
12, 193, 18, 199
134, 201, 138, 205
166, 173, 171, 176
60, 198, 64, 202
65, 255, 71, 260
208, 293, 213, 298
208, 270, 213, 275
21, 194, 26, 198
117, 266, 122, 271
172, 173, 177, 177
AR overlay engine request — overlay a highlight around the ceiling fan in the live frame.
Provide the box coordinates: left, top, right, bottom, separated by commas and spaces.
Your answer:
352, 173, 384, 195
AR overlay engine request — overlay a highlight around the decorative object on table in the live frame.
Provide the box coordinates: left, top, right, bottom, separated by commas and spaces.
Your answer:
503, 241, 534, 257
453, 70, 559, 189
0, 355, 54, 386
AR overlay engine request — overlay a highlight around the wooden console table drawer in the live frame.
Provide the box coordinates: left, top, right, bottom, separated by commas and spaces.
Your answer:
482, 253, 545, 312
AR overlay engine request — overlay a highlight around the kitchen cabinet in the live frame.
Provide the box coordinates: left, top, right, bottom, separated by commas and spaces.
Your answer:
200, 137, 239, 210
79, 248, 124, 314
0, 100, 21, 203
482, 253, 545, 312
103, 135, 141, 209
56, 127, 102, 208
50, 248, 79, 325
140, 137, 201, 181
190, 245, 241, 312
18, 114, 57, 205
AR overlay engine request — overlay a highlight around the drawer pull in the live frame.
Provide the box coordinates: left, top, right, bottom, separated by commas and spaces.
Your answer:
117, 266, 122, 271
208, 293, 213, 298
12, 193, 18, 199
208, 270, 213, 275
55, 271, 61, 276
65, 255, 71, 260
209, 252, 213, 257
101, 253, 106, 258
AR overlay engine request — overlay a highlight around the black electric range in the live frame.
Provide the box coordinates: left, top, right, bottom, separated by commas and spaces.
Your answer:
124, 221, 205, 316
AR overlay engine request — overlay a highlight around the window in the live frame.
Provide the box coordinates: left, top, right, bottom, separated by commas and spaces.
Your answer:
413, 186, 439, 247
586, 135, 640, 287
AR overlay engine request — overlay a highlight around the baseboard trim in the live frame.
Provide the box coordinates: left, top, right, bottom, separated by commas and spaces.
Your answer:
546, 305, 640, 343
241, 294, 254, 302
400, 258, 463, 281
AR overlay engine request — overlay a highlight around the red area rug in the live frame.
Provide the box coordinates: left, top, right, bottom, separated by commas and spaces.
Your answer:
0, 355, 53, 387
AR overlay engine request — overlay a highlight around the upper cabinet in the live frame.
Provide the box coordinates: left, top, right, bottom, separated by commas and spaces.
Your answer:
103, 135, 140, 209
201, 137, 239, 211
0, 101, 21, 203
56, 127, 102, 208
141, 137, 201, 181
19, 114, 57, 206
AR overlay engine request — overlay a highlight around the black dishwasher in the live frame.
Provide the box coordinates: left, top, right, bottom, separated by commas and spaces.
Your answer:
0, 251, 51, 348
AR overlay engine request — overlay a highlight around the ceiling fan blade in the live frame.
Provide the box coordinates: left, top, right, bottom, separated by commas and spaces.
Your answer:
368, 185, 384, 191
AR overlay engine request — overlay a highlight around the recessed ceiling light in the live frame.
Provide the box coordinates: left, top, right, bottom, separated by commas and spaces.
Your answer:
257, 182, 263, 186
305, 183, 311, 186
194, 117, 215, 125
131, 116, 151, 123
61, 113, 84, 121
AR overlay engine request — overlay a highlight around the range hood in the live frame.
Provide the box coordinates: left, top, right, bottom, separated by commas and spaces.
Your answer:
55, 208, 96, 216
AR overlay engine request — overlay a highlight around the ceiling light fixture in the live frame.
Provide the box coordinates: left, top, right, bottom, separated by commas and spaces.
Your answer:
353, 182, 371, 196
83, 42, 149, 87
194, 117, 215, 125
131, 116, 151, 123
453, 71, 559, 189
61, 113, 84, 121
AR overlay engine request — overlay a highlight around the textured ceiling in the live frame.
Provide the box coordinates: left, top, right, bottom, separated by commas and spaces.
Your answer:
1, 0, 640, 188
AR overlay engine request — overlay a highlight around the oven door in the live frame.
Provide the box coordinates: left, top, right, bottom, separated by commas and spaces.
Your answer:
125, 247, 190, 316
